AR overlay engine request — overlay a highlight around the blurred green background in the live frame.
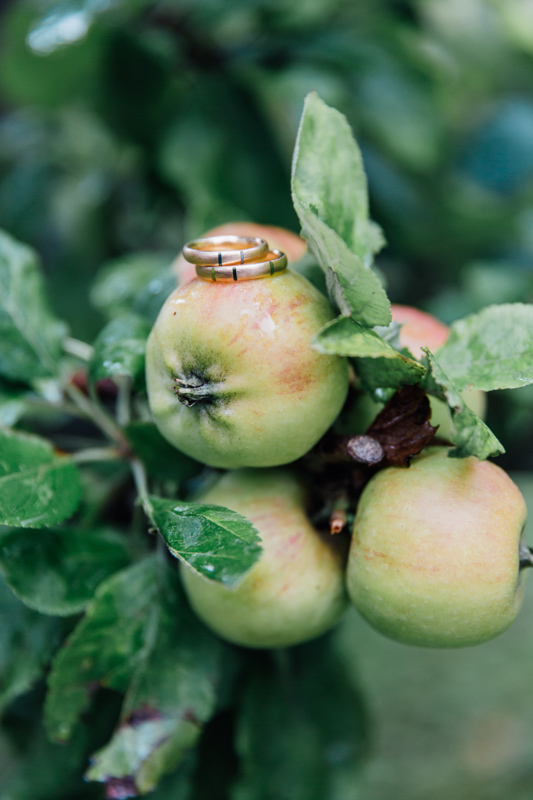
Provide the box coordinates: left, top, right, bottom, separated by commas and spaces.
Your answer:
1, 1, 533, 796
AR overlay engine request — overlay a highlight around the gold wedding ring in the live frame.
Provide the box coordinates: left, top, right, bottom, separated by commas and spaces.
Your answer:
183, 235, 268, 266
195, 249, 288, 282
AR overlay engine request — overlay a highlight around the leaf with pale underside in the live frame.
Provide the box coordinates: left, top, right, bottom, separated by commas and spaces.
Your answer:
313, 316, 396, 358
315, 316, 424, 382
47, 553, 223, 795
424, 349, 504, 460
291, 92, 383, 265
86, 564, 222, 795
151, 496, 262, 587
291, 93, 391, 327
314, 316, 425, 392
0, 428, 82, 528
293, 199, 391, 327
436, 304, 533, 392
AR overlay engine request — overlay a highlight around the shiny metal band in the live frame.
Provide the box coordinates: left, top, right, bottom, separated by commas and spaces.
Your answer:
195, 250, 288, 282
183, 235, 268, 266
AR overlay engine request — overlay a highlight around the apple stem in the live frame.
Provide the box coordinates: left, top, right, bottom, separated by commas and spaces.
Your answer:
347, 435, 384, 465
519, 542, 533, 570
173, 376, 214, 407
330, 489, 350, 534
317, 433, 383, 465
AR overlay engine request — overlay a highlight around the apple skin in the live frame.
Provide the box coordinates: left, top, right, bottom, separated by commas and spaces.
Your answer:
181, 469, 348, 648
390, 304, 450, 357
172, 222, 307, 286
146, 270, 349, 468
347, 447, 528, 648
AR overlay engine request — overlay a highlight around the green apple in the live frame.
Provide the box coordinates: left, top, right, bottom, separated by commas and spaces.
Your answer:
347, 447, 528, 647
146, 269, 349, 468
181, 468, 348, 648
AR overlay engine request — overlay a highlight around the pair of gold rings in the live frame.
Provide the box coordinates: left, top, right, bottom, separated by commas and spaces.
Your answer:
183, 235, 288, 282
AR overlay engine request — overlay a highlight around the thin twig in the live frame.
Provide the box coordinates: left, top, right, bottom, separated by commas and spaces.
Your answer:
116, 376, 132, 428
63, 337, 95, 362
71, 447, 123, 464
65, 382, 125, 446
131, 458, 154, 519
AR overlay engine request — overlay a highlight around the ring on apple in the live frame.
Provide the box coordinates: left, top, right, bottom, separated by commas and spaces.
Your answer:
172, 223, 308, 286
146, 254, 349, 468
180, 468, 349, 648
346, 447, 528, 647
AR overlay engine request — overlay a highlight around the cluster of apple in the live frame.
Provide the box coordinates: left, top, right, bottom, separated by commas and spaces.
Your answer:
146, 224, 529, 650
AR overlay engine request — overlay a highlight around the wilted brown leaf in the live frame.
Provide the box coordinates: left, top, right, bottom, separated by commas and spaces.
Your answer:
365, 385, 437, 466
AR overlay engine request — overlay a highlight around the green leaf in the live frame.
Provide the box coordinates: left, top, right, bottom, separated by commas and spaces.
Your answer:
87, 719, 198, 797
293, 203, 391, 327
233, 641, 367, 800
373, 319, 405, 351
86, 567, 222, 795
90, 253, 175, 323
0, 378, 29, 427
313, 316, 395, 357
291, 93, 390, 327
448, 405, 505, 460
89, 313, 151, 384
151, 496, 262, 587
124, 421, 202, 483
0, 573, 60, 715
355, 356, 426, 394
424, 350, 504, 460
0, 429, 82, 529
291, 92, 383, 265
313, 317, 425, 392
0, 527, 130, 616
316, 316, 424, 375
0, 229, 66, 382
45, 557, 160, 742
436, 303, 533, 392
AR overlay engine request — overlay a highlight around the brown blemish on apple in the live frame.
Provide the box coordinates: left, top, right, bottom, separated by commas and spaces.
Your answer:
276, 365, 315, 396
